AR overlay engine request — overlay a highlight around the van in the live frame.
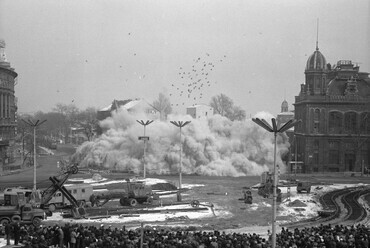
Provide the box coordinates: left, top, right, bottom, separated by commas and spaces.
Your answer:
297, 181, 312, 193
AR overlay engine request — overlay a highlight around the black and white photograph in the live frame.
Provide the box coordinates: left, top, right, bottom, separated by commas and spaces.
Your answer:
0, 0, 369, 247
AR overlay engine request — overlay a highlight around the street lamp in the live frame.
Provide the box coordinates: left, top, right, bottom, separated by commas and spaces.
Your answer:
136, 120, 154, 178
22, 119, 47, 191
170, 120, 191, 202
252, 117, 300, 248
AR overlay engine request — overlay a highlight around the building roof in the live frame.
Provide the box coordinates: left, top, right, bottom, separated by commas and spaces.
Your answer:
306, 48, 327, 71
327, 77, 370, 97
187, 104, 213, 109
100, 99, 138, 112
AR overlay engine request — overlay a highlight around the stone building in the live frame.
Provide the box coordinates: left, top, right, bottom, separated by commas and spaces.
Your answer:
0, 40, 18, 169
294, 44, 370, 173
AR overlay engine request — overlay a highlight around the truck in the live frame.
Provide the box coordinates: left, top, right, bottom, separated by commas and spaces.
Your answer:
90, 179, 158, 207
45, 183, 93, 211
0, 193, 46, 226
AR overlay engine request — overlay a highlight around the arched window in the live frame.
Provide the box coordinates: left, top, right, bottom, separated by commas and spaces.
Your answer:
344, 112, 357, 133
329, 111, 343, 133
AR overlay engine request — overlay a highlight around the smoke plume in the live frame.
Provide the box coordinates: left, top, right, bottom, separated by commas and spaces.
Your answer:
71, 108, 290, 177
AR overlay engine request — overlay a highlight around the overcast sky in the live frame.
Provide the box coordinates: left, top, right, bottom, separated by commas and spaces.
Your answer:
0, 0, 369, 116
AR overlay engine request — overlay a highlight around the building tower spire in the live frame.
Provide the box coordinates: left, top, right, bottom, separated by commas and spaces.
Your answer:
316, 18, 319, 51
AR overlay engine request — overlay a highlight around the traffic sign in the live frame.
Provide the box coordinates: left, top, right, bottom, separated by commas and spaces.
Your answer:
138, 136, 149, 141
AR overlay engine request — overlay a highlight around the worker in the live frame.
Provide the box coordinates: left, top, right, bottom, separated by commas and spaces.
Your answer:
13, 221, 20, 245
5, 222, 12, 245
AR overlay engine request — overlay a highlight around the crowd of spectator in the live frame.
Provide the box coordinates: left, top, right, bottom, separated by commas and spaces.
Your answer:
1, 222, 370, 247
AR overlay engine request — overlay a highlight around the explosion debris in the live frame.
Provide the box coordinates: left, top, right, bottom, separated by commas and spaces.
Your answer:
72, 110, 290, 177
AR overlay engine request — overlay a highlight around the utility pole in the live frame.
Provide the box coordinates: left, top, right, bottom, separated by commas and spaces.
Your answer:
136, 120, 154, 178
170, 120, 191, 202
22, 119, 47, 191
252, 117, 300, 248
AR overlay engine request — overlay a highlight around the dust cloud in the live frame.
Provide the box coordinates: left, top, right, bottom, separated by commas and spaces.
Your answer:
71, 108, 290, 177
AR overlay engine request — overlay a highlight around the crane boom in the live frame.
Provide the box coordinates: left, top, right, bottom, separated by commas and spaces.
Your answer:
40, 165, 85, 218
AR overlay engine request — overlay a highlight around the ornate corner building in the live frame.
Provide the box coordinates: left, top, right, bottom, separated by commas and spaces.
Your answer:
0, 40, 18, 169
294, 44, 370, 173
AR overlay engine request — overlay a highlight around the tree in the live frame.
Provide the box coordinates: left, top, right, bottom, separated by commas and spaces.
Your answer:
210, 94, 246, 121
152, 93, 172, 121
230, 105, 247, 121
53, 103, 79, 143
75, 107, 98, 141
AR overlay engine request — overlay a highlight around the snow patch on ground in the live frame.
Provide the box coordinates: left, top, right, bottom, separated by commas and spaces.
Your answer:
277, 183, 368, 223
46, 202, 219, 225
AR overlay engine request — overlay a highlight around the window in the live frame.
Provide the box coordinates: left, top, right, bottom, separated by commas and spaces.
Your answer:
313, 152, 319, 164
329, 151, 340, 164
73, 189, 77, 194
344, 112, 357, 133
313, 109, 320, 133
82, 189, 85, 193
313, 122, 319, 133
329, 111, 343, 133
360, 112, 370, 134
329, 140, 340, 164
314, 140, 319, 150
23, 206, 31, 212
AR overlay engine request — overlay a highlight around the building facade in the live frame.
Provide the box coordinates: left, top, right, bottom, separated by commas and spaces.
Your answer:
0, 40, 18, 169
294, 44, 370, 173
186, 104, 214, 119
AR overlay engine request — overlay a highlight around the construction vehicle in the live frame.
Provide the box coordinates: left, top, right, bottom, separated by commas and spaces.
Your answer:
258, 172, 282, 202
0, 192, 46, 226
90, 179, 158, 207
242, 187, 253, 204
40, 164, 86, 218
297, 181, 312, 193
45, 183, 93, 211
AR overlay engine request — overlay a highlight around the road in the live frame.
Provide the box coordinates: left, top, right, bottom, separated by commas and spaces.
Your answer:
0, 144, 77, 189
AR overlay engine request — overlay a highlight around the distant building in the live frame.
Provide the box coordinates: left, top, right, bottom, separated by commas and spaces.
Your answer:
186, 104, 213, 119
294, 43, 370, 173
276, 100, 294, 128
70, 126, 89, 145
0, 40, 18, 170
277, 100, 296, 172
97, 99, 160, 134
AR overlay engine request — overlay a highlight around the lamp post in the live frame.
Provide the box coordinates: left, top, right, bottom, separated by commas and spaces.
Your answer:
170, 120, 191, 202
20, 131, 32, 168
22, 119, 47, 191
252, 117, 300, 248
136, 120, 154, 178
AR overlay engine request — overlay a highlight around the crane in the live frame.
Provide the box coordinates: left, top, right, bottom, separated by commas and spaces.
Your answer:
40, 164, 86, 219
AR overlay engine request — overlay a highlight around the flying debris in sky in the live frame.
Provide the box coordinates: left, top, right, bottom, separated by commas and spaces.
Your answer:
169, 53, 227, 107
